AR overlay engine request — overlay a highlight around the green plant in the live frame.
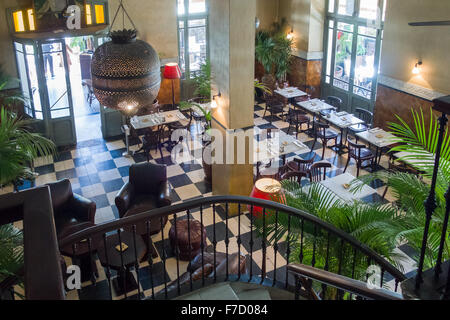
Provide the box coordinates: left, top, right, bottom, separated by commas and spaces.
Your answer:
255, 21, 293, 81
179, 101, 212, 131
254, 181, 403, 294
254, 79, 271, 95
0, 224, 23, 284
191, 60, 212, 102
0, 66, 25, 108
0, 107, 56, 188
352, 108, 450, 269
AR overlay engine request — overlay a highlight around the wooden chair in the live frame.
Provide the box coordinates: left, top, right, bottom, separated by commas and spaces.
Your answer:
348, 107, 373, 142
309, 162, 332, 182
281, 171, 308, 184
287, 156, 315, 176
320, 96, 343, 117
286, 108, 310, 138
263, 91, 285, 120
311, 120, 339, 160
344, 139, 376, 177
142, 127, 164, 162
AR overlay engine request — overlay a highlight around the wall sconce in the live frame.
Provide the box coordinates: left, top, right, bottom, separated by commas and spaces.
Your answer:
255, 17, 260, 29
412, 60, 423, 75
211, 92, 221, 109
286, 27, 294, 40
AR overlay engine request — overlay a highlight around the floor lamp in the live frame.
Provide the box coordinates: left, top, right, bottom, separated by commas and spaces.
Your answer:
163, 63, 182, 109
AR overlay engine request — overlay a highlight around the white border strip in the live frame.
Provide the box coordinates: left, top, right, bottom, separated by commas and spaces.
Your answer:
378, 75, 446, 101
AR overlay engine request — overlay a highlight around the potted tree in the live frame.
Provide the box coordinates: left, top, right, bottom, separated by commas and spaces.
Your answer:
0, 67, 56, 299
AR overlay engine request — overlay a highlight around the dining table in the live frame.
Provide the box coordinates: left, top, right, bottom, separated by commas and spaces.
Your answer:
322, 111, 365, 154
254, 130, 310, 177
356, 127, 397, 165
130, 109, 187, 130
319, 172, 379, 203
274, 87, 307, 101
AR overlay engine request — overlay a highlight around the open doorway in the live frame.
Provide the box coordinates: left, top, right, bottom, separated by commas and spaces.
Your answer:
65, 36, 103, 142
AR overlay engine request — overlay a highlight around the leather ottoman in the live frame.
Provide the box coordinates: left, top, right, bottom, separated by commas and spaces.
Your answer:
169, 219, 207, 261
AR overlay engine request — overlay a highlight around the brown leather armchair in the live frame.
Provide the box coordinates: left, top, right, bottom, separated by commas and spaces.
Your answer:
46, 179, 96, 237
115, 162, 172, 236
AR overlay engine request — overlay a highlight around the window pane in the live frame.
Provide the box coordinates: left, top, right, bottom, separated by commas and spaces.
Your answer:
358, 26, 377, 37
353, 86, 371, 99
179, 21, 186, 72
334, 30, 353, 90
15, 49, 30, 105
177, 0, 185, 15
42, 43, 70, 118
359, 0, 379, 20
326, 25, 333, 76
338, 0, 355, 16
354, 35, 376, 91
328, 0, 335, 13
337, 22, 353, 32
188, 24, 207, 73
188, 19, 206, 27
189, 0, 206, 14
25, 46, 43, 119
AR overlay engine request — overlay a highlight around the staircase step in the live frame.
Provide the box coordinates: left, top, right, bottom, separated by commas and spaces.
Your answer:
236, 288, 272, 300
177, 283, 239, 300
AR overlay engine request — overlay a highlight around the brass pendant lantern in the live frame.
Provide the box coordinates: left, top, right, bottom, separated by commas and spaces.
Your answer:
91, 2, 161, 113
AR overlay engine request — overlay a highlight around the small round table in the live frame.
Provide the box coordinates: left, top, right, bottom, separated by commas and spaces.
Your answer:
59, 222, 102, 283
97, 231, 146, 296
169, 219, 207, 261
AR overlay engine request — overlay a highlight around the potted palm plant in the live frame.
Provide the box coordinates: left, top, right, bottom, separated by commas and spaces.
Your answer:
0, 69, 56, 299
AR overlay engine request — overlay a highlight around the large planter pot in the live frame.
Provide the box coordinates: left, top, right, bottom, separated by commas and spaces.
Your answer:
335, 65, 344, 79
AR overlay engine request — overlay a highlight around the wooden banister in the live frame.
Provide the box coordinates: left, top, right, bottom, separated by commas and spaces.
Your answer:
288, 263, 404, 300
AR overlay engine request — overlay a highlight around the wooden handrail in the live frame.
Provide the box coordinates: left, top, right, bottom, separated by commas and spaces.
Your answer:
0, 187, 65, 300
288, 264, 404, 300
59, 195, 407, 284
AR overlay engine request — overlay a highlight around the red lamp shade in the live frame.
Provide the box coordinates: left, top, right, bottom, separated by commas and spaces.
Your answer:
163, 63, 182, 79
249, 178, 285, 217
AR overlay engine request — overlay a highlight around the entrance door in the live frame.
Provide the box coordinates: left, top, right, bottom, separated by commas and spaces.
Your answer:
321, 0, 386, 114
39, 39, 77, 146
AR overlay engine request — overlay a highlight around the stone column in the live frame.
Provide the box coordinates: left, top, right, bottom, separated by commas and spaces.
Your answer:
209, 0, 256, 214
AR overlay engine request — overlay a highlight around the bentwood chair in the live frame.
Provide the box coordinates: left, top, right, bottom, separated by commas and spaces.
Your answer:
281, 171, 308, 184
141, 127, 164, 162
263, 91, 285, 120
287, 156, 316, 176
309, 162, 332, 182
320, 96, 343, 117
286, 108, 310, 138
311, 120, 339, 160
348, 107, 373, 142
344, 139, 376, 177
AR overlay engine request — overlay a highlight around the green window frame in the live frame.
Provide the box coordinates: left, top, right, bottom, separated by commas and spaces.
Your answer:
176, 0, 209, 79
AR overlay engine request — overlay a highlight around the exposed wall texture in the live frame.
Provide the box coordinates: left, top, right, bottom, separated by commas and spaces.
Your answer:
108, 0, 178, 61
375, 0, 450, 131
256, 0, 279, 30
380, 0, 450, 94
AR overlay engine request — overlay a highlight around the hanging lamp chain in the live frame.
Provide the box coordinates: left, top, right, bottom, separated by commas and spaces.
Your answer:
109, 0, 137, 35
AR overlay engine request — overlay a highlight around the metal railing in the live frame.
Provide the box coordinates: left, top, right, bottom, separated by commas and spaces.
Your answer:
57, 195, 406, 300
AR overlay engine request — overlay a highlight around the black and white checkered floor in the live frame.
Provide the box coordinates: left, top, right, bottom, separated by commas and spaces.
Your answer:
14, 102, 419, 300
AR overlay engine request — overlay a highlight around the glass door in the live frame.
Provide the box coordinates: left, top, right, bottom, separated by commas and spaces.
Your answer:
38, 39, 77, 146
322, 0, 386, 113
